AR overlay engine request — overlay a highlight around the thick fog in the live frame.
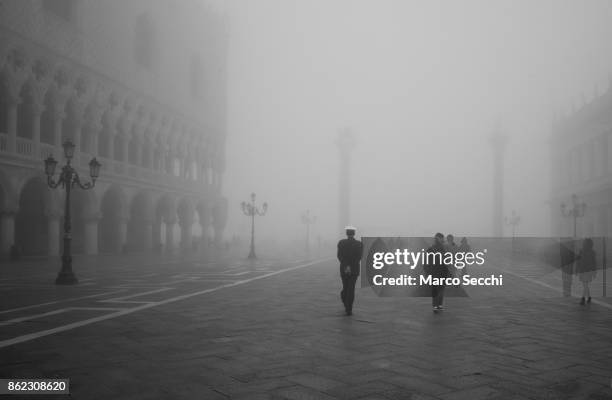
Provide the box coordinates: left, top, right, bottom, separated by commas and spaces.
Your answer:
223, 0, 612, 249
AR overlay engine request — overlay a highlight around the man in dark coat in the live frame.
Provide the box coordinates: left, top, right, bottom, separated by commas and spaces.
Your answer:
426, 232, 450, 312
337, 226, 363, 315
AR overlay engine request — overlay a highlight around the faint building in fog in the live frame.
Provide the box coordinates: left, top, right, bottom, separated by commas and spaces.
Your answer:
0, 0, 228, 256
550, 85, 612, 237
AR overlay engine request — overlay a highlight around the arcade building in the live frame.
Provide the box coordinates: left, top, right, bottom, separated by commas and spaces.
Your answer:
0, 0, 229, 257
550, 84, 612, 238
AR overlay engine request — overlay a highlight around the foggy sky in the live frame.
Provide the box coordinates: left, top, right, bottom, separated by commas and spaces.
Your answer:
223, 0, 612, 246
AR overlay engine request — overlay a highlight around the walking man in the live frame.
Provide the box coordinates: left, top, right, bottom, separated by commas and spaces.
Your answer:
337, 226, 363, 316
426, 232, 450, 312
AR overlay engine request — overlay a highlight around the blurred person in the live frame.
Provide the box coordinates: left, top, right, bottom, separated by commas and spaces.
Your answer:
337, 226, 363, 316
446, 234, 458, 253
577, 238, 597, 305
425, 233, 450, 312
559, 238, 576, 297
457, 237, 471, 278
445, 234, 458, 279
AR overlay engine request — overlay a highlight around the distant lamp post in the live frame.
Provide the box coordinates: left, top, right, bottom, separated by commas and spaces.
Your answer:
241, 192, 267, 260
44, 139, 101, 285
301, 209, 316, 255
505, 210, 521, 238
560, 194, 586, 238
505, 209, 521, 253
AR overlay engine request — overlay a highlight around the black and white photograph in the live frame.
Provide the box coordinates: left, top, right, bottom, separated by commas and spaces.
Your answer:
0, 0, 611, 399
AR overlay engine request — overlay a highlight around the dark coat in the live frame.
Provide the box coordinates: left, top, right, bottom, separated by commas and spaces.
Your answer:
424, 243, 451, 279
577, 249, 596, 273
337, 237, 363, 276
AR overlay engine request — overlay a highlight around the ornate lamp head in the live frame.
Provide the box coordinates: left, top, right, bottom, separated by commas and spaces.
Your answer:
62, 139, 75, 160
44, 155, 58, 177
89, 158, 101, 180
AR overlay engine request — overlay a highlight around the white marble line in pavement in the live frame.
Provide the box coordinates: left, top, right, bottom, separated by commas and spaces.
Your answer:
0, 307, 127, 327
0, 258, 331, 349
0, 290, 127, 315
99, 287, 174, 302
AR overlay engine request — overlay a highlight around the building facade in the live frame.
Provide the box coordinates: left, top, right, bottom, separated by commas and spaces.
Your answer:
0, 0, 228, 256
550, 86, 612, 238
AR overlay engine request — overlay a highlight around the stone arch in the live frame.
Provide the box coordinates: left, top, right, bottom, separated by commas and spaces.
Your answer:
0, 168, 19, 255
177, 197, 195, 249
15, 176, 49, 255
196, 199, 213, 247
98, 184, 127, 253
128, 190, 154, 251
0, 168, 17, 211
154, 193, 177, 253
212, 196, 228, 244
69, 188, 99, 254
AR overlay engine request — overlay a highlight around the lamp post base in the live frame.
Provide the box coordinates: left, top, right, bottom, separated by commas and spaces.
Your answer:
55, 271, 78, 285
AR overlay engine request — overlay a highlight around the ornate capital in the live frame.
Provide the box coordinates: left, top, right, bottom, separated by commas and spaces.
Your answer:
66, 75, 93, 125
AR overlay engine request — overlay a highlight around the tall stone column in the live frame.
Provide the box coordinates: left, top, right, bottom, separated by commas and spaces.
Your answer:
180, 218, 194, 250
147, 140, 155, 169
89, 125, 99, 155
0, 211, 16, 255
164, 218, 176, 254
121, 135, 129, 163
198, 205, 212, 247
107, 131, 115, 160
135, 137, 143, 166
47, 213, 61, 256
53, 110, 65, 149
6, 101, 18, 153
118, 219, 128, 253
489, 127, 507, 237
142, 219, 153, 250
83, 216, 99, 255
152, 217, 162, 250
336, 128, 355, 232
72, 118, 83, 162
212, 198, 228, 246
32, 107, 43, 157
160, 146, 167, 173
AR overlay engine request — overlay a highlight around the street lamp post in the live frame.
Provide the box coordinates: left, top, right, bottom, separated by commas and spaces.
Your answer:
560, 194, 586, 238
241, 193, 267, 260
301, 210, 316, 255
505, 209, 521, 237
44, 139, 101, 285
560, 194, 586, 297
505, 210, 521, 253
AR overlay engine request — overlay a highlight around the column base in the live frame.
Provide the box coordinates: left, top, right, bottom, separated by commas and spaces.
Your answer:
55, 271, 78, 285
